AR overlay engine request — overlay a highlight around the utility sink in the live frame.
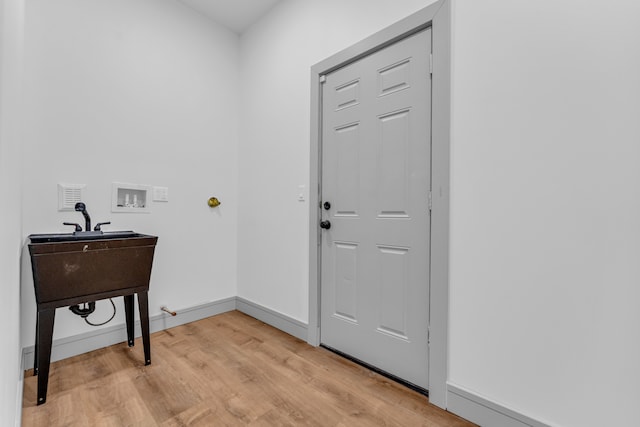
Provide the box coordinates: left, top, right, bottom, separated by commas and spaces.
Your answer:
28, 230, 158, 404
28, 232, 157, 304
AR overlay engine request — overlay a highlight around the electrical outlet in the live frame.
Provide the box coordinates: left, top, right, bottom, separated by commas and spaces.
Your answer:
153, 186, 169, 202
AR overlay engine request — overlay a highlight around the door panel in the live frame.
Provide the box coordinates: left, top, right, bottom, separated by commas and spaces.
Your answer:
334, 241, 359, 322
378, 109, 411, 217
320, 28, 432, 389
334, 123, 360, 217
376, 245, 410, 339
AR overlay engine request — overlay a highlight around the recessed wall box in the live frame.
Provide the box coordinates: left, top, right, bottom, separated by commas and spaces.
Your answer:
112, 182, 151, 213
58, 183, 86, 211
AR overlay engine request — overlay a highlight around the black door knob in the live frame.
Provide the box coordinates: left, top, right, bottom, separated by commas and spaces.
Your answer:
323, 201, 331, 210
320, 220, 331, 230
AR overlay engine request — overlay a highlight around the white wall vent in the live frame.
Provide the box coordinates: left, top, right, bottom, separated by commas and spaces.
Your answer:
58, 183, 85, 211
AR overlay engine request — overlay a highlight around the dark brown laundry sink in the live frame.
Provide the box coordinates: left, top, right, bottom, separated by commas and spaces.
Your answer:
28, 231, 158, 404
28, 232, 157, 304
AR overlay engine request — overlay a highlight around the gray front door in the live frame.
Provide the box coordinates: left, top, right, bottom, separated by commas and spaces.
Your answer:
320, 28, 432, 389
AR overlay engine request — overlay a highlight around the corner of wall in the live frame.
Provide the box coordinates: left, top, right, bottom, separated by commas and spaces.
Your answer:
0, 0, 25, 423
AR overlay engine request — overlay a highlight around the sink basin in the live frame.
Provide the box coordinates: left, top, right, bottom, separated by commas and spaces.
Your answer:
28, 232, 157, 305
28, 230, 142, 243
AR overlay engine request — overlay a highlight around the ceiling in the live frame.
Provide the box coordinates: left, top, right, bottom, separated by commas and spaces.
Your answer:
178, 0, 283, 34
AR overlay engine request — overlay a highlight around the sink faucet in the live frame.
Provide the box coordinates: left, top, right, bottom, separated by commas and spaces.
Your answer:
74, 202, 91, 232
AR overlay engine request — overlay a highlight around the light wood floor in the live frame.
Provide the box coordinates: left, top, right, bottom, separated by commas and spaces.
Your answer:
22, 311, 475, 426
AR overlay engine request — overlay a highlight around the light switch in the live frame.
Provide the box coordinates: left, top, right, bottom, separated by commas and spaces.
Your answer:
297, 184, 307, 202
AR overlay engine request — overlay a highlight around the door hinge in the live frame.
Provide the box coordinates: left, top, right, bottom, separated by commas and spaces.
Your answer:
320, 75, 327, 84
429, 53, 433, 76
428, 191, 433, 212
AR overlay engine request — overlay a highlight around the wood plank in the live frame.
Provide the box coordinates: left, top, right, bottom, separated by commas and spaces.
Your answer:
23, 311, 475, 427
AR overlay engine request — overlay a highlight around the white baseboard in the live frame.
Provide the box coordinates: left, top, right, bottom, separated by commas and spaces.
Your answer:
236, 297, 308, 341
447, 383, 553, 427
21, 296, 308, 371
15, 347, 24, 427
22, 297, 237, 370
149, 297, 237, 333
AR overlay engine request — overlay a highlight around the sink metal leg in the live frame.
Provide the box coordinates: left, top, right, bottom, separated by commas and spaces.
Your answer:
33, 315, 39, 375
137, 291, 151, 365
36, 308, 55, 405
123, 294, 135, 347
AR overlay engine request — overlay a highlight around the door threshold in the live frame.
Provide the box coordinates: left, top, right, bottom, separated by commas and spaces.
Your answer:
320, 344, 429, 397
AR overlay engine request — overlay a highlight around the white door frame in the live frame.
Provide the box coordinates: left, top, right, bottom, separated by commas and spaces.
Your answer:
307, 0, 451, 409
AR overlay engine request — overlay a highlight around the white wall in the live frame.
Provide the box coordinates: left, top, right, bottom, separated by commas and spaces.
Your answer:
237, 0, 438, 323
12, 1, 640, 425
240, 1, 640, 426
449, 1, 640, 426
21, 0, 240, 344
0, 0, 24, 424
